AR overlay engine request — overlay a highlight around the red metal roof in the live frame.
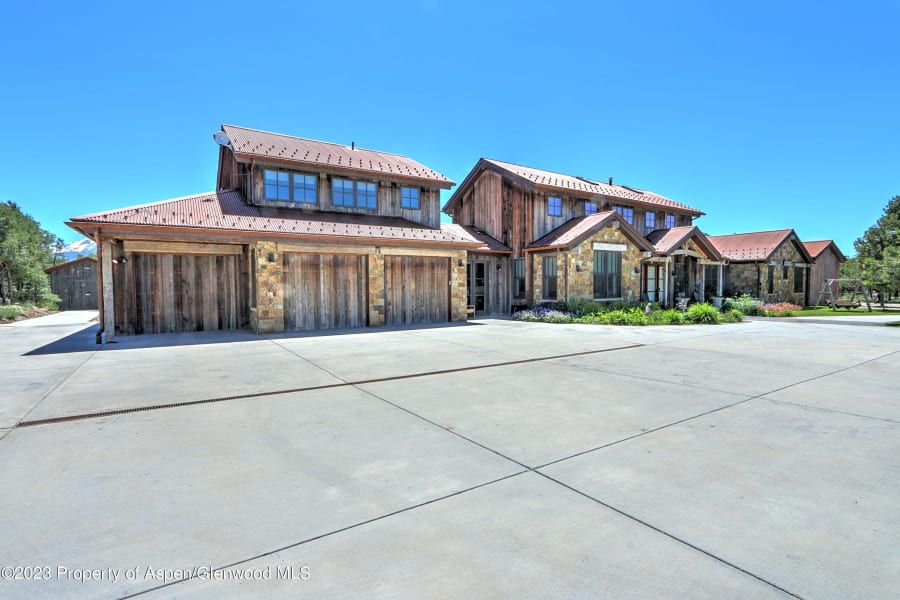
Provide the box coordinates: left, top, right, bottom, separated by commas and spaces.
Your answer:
221, 125, 454, 188
707, 229, 795, 262
803, 240, 846, 261
440, 224, 511, 253
646, 226, 722, 260
69, 190, 476, 246
44, 256, 97, 274
451, 159, 704, 216
527, 211, 653, 251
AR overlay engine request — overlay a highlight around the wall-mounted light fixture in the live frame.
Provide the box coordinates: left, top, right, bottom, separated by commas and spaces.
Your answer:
633, 266, 640, 274
496, 264, 502, 271
575, 263, 583, 272
112, 257, 128, 264
457, 259, 464, 267
267, 252, 276, 263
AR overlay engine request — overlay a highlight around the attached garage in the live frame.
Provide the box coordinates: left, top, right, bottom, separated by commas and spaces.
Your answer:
384, 255, 450, 325
283, 253, 368, 331
114, 252, 242, 335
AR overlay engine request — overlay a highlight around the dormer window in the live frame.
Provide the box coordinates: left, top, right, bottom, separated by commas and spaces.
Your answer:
547, 196, 562, 216
264, 169, 317, 204
645, 211, 656, 230
401, 187, 420, 209
613, 205, 634, 225
585, 201, 598, 215
333, 178, 377, 209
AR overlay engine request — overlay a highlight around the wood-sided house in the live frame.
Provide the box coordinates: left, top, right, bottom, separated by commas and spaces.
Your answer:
442, 158, 724, 312
802, 240, 846, 306
44, 257, 98, 311
708, 229, 814, 305
67, 125, 483, 341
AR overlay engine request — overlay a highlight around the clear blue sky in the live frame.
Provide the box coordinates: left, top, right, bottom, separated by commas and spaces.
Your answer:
2, 1, 898, 256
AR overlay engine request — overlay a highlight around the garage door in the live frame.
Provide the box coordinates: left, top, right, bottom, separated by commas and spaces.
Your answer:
120, 254, 240, 334
283, 253, 367, 331
384, 256, 450, 325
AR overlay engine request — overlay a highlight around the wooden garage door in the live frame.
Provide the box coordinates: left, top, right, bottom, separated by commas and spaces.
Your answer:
283, 253, 367, 331
384, 256, 449, 325
117, 254, 239, 334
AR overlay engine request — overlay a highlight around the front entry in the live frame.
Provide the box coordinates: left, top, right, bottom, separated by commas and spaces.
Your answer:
466, 262, 486, 311
644, 264, 663, 303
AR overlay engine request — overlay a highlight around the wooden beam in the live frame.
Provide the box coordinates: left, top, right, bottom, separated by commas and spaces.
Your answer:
123, 240, 243, 255
101, 239, 115, 342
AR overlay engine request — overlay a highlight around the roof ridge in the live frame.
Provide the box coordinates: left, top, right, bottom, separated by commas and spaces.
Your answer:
708, 228, 793, 238
222, 124, 413, 160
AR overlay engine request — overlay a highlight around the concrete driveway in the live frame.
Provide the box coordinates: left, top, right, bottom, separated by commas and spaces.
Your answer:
0, 313, 898, 599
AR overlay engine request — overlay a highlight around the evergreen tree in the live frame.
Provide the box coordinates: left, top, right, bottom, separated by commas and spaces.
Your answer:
843, 196, 900, 301
0, 201, 63, 305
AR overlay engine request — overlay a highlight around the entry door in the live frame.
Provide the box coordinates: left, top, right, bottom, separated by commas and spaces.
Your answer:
645, 265, 662, 302
467, 262, 486, 311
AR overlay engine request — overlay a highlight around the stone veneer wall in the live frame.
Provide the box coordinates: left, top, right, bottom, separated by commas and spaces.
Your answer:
531, 225, 643, 304
251, 241, 285, 333
367, 254, 385, 326
449, 250, 468, 321
725, 241, 808, 305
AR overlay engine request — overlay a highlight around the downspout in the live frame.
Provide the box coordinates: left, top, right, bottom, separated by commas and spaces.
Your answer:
93, 229, 104, 344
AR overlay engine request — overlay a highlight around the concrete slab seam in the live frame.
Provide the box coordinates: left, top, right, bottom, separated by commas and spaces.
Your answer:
14, 344, 645, 429
761, 397, 900, 424
118, 470, 528, 599
10, 350, 97, 430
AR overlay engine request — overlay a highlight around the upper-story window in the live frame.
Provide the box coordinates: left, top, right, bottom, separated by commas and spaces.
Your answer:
613, 205, 634, 225
401, 187, 420, 209
645, 211, 656, 230
585, 201, 598, 215
265, 169, 317, 203
547, 196, 562, 216
665, 214, 676, 229
332, 178, 377, 209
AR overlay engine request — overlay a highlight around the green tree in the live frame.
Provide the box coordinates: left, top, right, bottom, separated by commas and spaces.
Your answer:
0, 201, 63, 305
844, 195, 900, 302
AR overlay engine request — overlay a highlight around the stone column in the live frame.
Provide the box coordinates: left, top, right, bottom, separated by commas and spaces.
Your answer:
253, 242, 284, 334
368, 252, 385, 327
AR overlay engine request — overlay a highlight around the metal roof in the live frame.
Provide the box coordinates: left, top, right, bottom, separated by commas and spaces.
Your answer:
803, 240, 846, 261
444, 158, 704, 216
43, 256, 97, 274
707, 229, 797, 262
646, 226, 722, 260
440, 224, 511, 253
69, 190, 476, 246
527, 212, 653, 251
220, 125, 454, 188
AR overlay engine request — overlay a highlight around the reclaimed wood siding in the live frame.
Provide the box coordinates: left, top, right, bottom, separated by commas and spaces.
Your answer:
114, 254, 240, 335
473, 170, 503, 241
384, 256, 449, 325
48, 261, 98, 310
283, 253, 367, 331
808, 247, 842, 305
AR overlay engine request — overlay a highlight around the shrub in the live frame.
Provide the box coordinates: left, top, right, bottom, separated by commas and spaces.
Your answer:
723, 294, 762, 316
657, 309, 686, 325
757, 302, 802, 317
512, 307, 573, 323
685, 303, 721, 324
0, 305, 20, 320
727, 309, 744, 322
566, 297, 605, 317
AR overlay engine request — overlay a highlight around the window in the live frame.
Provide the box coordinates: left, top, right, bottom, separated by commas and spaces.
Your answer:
645, 211, 656, 230
513, 258, 526, 299
704, 264, 719, 298
401, 187, 420, 209
547, 196, 562, 216
265, 169, 317, 203
767, 265, 775, 294
665, 214, 676, 229
332, 178, 377, 209
794, 266, 804, 293
292, 174, 317, 203
593, 250, 622, 299
585, 201, 598, 215
783, 264, 789, 280
542, 256, 557, 299
264, 170, 290, 201
613, 206, 634, 225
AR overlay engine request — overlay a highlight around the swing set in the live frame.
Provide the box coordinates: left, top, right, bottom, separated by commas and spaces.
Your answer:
815, 278, 873, 311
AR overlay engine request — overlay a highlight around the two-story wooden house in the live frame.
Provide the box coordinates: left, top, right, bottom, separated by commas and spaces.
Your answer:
68, 125, 483, 340
443, 158, 725, 313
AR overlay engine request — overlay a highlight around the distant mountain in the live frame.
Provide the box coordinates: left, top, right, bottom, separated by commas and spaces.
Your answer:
54, 238, 96, 262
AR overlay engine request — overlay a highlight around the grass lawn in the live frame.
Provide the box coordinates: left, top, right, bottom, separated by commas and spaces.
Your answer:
794, 306, 900, 317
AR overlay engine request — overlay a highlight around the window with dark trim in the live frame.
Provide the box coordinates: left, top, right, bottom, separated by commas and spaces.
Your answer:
783, 264, 789, 280
613, 206, 634, 225
513, 258, 526, 299
401, 187, 420, 209
793, 266, 804, 293
547, 196, 562, 216
645, 211, 656, 230
584, 201, 598, 215
265, 169, 317, 203
767, 265, 775, 294
332, 178, 377, 209
665, 214, 676, 229
593, 250, 622, 299
542, 256, 557, 299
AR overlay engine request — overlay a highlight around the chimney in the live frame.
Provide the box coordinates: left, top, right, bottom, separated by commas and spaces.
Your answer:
351, 141, 355, 150
608, 177, 613, 185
